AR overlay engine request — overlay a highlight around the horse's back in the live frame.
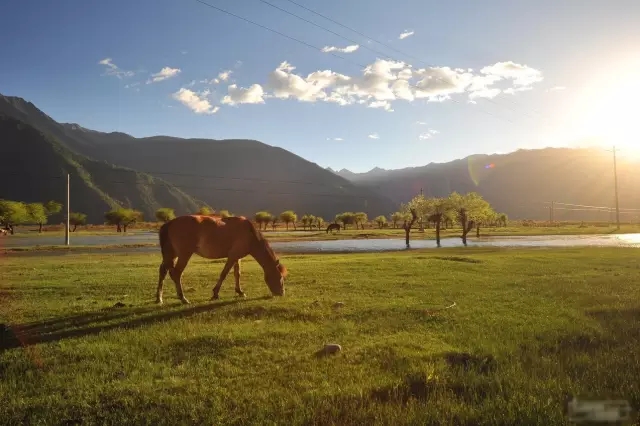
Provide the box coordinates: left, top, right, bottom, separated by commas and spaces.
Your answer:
166, 214, 255, 259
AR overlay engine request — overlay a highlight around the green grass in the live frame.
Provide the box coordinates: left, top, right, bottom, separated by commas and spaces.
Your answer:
1, 248, 640, 424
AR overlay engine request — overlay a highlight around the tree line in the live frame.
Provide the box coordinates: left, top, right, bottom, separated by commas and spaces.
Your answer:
0, 199, 66, 234
1, 191, 506, 237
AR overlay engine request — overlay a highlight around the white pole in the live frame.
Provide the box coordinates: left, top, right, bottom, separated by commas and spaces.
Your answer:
65, 173, 70, 246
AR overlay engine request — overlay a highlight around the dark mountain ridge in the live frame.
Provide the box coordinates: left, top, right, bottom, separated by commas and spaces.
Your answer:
0, 93, 397, 220
0, 115, 200, 223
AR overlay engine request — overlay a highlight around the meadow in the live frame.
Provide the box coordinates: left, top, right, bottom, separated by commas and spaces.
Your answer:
1, 247, 639, 424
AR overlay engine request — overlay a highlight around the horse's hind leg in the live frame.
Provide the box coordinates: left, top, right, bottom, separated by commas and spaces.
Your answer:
169, 253, 193, 304
156, 261, 171, 304
233, 260, 245, 297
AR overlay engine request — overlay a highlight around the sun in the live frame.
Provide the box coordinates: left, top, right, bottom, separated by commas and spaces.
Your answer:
568, 65, 640, 157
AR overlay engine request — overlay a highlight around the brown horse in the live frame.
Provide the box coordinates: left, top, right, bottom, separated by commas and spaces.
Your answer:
156, 214, 288, 304
326, 223, 341, 234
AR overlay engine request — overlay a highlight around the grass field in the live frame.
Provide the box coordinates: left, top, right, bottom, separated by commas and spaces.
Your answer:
1, 248, 640, 424
7, 222, 640, 242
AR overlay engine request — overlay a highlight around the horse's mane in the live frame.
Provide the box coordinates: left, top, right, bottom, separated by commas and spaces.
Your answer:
245, 219, 288, 277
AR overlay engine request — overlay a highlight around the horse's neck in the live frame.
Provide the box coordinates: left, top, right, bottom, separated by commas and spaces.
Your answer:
250, 241, 277, 270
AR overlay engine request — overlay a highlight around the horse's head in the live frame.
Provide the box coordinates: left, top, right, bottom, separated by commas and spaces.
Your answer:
265, 259, 288, 296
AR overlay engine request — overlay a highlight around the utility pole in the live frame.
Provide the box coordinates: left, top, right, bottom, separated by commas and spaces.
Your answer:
420, 187, 423, 196
613, 146, 620, 230
65, 173, 70, 246
550, 201, 554, 223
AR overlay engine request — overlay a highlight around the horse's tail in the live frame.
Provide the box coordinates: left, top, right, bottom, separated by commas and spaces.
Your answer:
159, 221, 175, 269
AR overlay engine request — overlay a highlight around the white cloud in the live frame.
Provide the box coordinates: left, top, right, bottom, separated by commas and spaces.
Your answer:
202, 69, 235, 85
398, 30, 415, 40
172, 88, 219, 114
368, 100, 394, 111
212, 58, 542, 110
368, 133, 380, 139
181, 50, 188, 55
416, 121, 427, 125
218, 70, 232, 81
147, 67, 181, 84
480, 61, 543, 87
321, 44, 360, 53
221, 84, 265, 105
98, 58, 134, 79
548, 86, 567, 92
326, 137, 344, 141
419, 128, 439, 140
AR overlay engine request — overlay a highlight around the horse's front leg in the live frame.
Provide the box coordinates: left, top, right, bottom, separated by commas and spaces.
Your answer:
233, 260, 245, 297
211, 257, 237, 300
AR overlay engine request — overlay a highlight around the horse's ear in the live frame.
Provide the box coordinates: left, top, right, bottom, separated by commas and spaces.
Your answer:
277, 263, 288, 278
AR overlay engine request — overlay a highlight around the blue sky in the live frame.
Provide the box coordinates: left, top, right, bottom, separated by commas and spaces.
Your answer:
1, 0, 639, 172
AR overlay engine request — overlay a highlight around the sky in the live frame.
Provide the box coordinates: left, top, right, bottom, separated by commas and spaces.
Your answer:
1, 0, 639, 173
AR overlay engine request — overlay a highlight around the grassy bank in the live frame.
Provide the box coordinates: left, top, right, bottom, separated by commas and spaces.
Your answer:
1, 248, 639, 424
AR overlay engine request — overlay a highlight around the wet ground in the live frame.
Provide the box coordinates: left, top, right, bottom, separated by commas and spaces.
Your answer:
3, 233, 640, 257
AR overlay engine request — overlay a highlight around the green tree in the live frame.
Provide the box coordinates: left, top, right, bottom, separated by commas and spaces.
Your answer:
44, 200, 62, 217
279, 210, 297, 230
498, 213, 508, 227
105, 208, 143, 232
335, 212, 356, 230
402, 195, 453, 247
315, 216, 325, 230
254, 211, 272, 230
69, 212, 87, 232
448, 192, 495, 244
0, 200, 29, 234
301, 214, 316, 231
374, 215, 387, 228
219, 210, 232, 218
26, 203, 48, 233
197, 206, 213, 215
155, 207, 176, 223
354, 212, 368, 230
390, 212, 407, 228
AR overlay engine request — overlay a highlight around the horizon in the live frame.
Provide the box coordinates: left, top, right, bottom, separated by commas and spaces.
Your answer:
1, 0, 639, 173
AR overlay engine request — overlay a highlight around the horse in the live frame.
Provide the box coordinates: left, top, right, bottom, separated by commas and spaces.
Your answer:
156, 214, 288, 304
326, 223, 341, 234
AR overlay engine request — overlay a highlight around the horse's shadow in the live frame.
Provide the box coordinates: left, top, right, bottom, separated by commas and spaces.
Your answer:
0, 296, 271, 351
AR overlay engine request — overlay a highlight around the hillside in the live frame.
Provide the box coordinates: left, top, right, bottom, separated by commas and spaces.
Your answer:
0, 115, 200, 223
333, 148, 640, 221
0, 94, 397, 219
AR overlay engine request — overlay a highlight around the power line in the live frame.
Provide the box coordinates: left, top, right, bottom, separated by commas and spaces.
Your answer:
279, 0, 594, 125
545, 201, 640, 212
193, 0, 517, 125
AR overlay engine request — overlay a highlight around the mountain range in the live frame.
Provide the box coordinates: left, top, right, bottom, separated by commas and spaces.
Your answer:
0, 94, 394, 223
2, 92, 639, 224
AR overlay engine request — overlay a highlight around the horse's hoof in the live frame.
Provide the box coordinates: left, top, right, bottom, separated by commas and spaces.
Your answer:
156, 298, 163, 305
236, 292, 246, 298
211, 295, 220, 301
180, 298, 190, 304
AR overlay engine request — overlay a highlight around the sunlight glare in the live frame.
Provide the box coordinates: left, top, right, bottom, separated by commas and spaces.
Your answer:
571, 76, 640, 156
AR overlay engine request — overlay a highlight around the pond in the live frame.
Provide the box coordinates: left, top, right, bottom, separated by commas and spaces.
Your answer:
3, 233, 640, 256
